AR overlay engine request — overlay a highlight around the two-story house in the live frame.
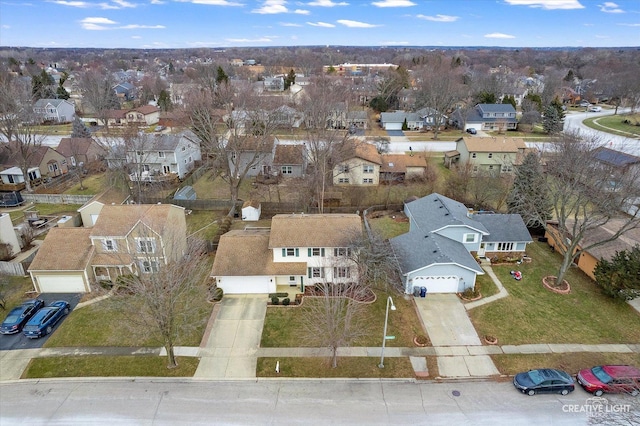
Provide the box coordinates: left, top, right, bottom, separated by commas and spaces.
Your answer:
333, 143, 382, 186
126, 105, 160, 126
380, 108, 446, 131
226, 135, 277, 177
273, 144, 307, 178
55, 138, 107, 168
211, 213, 362, 294
390, 193, 531, 294
33, 99, 75, 123
126, 131, 202, 181
444, 136, 528, 175
465, 103, 518, 132
28, 204, 187, 293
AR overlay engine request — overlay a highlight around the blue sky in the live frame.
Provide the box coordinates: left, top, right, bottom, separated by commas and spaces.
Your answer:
1, 0, 639, 48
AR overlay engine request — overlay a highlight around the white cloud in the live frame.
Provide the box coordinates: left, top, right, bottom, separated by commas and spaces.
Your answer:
253, 0, 288, 14
503, 0, 584, 10
131, 35, 142, 38
80, 16, 164, 30
2, 25, 10, 29
307, 0, 348, 6
416, 14, 458, 22
150, 0, 165, 4
280, 22, 303, 26
337, 19, 379, 28
599, 2, 624, 13
485, 32, 516, 38
618, 23, 640, 27
294, 9, 310, 14
82, 17, 117, 24
50, 0, 137, 8
372, 0, 415, 7
307, 21, 335, 27
49, 1, 91, 7
120, 24, 166, 29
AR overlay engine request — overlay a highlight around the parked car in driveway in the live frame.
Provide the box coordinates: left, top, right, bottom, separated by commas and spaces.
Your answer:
588, 106, 602, 112
0, 299, 45, 334
23, 301, 70, 339
577, 365, 640, 396
466, 128, 477, 135
513, 369, 575, 396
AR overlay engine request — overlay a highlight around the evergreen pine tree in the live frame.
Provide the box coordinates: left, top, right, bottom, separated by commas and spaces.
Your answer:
507, 151, 553, 231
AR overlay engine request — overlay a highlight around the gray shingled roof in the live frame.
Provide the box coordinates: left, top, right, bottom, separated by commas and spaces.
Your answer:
473, 214, 533, 243
405, 193, 489, 235
390, 231, 483, 275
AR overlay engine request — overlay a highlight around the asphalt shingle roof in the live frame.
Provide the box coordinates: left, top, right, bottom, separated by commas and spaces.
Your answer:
28, 228, 93, 271
473, 214, 533, 243
269, 214, 362, 249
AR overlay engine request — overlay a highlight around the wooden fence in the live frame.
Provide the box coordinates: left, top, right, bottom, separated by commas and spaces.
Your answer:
22, 193, 94, 205
0, 261, 28, 276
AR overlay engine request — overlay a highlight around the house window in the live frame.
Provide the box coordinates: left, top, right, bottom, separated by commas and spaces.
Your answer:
70, 157, 76, 167
137, 151, 143, 156
103, 239, 117, 252
184, 159, 187, 164
488, 165, 494, 170
289, 276, 296, 282
363, 165, 374, 174
338, 178, 350, 183
337, 164, 349, 173
142, 164, 150, 172
158, 151, 165, 158
181, 146, 186, 152
308, 248, 325, 257
488, 153, 493, 158
48, 163, 58, 172
333, 267, 351, 278
497, 242, 515, 251
308, 267, 324, 278
141, 260, 159, 273
472, 165, 479, 173
136, 238, 156, 253
471, 153, 476, 159
282, 248, 299, 257
363, 178, 374, 184
188, 156, 193, 163
281, 166, 293, 175
464, 233, 477, 243
334, 247, 352, 257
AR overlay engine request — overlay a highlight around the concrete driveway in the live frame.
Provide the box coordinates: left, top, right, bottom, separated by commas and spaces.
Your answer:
194, 295, 266, 379
414, 294, 499, 378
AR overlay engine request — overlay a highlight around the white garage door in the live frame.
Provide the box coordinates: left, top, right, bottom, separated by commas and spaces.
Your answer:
219, 276, 275, 294
385, 122, 403, 131
414, 276, 459, 293
36, 274, 86, 293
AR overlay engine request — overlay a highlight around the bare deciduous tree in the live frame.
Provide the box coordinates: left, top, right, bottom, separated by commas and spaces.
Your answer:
542, 132, 640, 285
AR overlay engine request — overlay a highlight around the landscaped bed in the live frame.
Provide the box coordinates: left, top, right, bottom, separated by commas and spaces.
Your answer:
22, 356, 199, 378
257, 356, 416, 378
469, 242, 640, 345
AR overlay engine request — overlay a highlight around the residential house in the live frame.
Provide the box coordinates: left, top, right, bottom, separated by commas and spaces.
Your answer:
444, 136, 528, 175
545, 218, 640, 281
327, 103, 368, 130
226, 135, 276, 177
333, 143, 382, 186
126, 132, 202, 181
113, 82, 136, 101
380, 108, 445, 131
271, 105, 304, 129
33, 99, 75, 123
211, 213, 362, 294
126, 105, 160, 127
29, 204, 187, 293
465, 104, 518, 132
390, 193, 531, 294
264, 76, 285, 92
0, 166, 40, 191
273, 144, 306, 178
1, 145, 68, 179
56, 138, 107, 168
0, 212, 21, 258
379, 154, 428, 183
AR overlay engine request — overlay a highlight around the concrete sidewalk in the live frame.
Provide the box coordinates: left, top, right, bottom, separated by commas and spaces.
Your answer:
465, 265, 509, 310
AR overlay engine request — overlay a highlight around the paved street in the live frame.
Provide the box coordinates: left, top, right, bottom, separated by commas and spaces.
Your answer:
4, 378, 637, 425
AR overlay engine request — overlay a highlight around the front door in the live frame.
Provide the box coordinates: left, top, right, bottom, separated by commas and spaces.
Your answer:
478, 243, 486, 257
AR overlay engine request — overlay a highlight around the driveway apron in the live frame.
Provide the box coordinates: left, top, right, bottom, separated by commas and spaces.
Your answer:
194, 295, 266, 379
414, 294, 499, 378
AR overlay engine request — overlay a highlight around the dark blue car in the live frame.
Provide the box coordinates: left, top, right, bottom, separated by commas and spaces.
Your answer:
0, 299, 45, 334
23, 301, 70, 339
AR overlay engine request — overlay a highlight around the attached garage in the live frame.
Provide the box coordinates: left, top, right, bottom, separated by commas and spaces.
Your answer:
32, 273, 89, 293
413, 275, 460, 294
216, 275, 275, 295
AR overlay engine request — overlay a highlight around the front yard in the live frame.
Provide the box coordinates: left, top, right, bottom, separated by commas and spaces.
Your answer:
470, 242, 640, 345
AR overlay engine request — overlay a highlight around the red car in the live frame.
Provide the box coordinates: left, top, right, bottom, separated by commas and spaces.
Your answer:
577, 365, 640, 396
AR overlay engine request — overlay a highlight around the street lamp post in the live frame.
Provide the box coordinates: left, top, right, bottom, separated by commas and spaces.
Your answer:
378, 296, 396, 368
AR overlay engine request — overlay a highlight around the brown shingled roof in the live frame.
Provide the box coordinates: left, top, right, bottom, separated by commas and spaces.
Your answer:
56, 138, 94, 157
90, 204, 180, 237
352, 142, 382, 165
28, 228, 93, 271
273, 145, 304, 165
134, 105, 160, 115
461, 136, 526, 153
269, 213, 362, 248
211, 229, 307, 276
380, 154, 427, 173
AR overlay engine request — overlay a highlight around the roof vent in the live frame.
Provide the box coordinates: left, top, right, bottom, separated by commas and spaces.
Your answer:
444, 213, 449, 216
433, 250, 437, 253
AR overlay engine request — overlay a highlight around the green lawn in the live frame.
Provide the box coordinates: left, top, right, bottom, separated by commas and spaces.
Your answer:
186, 210, 222, 240
45, 285, 213, 348
6, 203, 84, 224
583, 113, 640, 137
367, 216, 410, 240
492, 353, 640, 377
22, 356, 199, 378
257, 356, 416, 378
469, 242, 640, 345
63, 173, 107, 195
473, 272, 501, 299
261, 290, 426, 348
0, 275, 35, 313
